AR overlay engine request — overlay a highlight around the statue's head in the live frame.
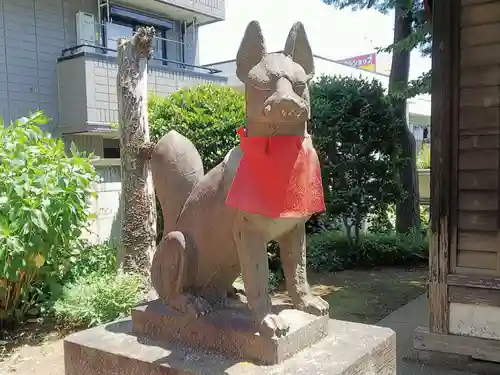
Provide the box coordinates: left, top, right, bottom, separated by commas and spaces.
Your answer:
236, 21, 315, 130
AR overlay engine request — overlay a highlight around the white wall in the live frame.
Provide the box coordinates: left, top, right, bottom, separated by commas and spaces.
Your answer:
82, 159, 122, 245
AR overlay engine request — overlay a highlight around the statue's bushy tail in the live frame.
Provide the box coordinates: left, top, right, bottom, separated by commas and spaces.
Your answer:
151, 130, 204, 236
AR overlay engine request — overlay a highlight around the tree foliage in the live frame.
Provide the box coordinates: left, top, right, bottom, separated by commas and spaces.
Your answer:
323, 0, 425, 234
310, 75, 405, 244
149, 84, 245, 171
322, 0, 432, 98
0, 111, 99, 326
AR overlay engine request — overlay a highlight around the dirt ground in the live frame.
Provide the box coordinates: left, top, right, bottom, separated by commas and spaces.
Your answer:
0, 266, 427, 374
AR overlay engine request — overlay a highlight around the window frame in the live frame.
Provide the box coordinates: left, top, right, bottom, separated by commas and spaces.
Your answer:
102, 5, 174, 65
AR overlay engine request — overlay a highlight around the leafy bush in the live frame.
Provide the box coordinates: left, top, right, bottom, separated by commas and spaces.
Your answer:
149, 84, 245, 171
0, 112, 98, 326
420, 204, 430, 235
63, 241, 117, 283
368, 204, 429, 237
310, 75, 405, 244
53, 272, 144, 328
307, 230, 428, 273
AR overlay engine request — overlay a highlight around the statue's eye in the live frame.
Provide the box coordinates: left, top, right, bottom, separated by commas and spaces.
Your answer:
294, 83, 306, 95
251, 85, 273, 91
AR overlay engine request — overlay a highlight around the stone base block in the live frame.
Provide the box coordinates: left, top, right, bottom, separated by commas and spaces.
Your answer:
131, 299, 328, 365
64, 318, 396, 375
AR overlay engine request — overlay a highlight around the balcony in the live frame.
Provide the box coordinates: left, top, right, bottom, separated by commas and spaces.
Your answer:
109, 0, 225, 24
57, 47, 227, 135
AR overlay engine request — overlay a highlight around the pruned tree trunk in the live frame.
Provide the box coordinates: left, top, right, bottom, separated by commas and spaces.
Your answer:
116, 27, 157, 274
390, 4, 421, 234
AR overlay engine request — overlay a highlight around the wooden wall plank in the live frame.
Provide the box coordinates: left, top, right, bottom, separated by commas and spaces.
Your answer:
458, 191, 499, 211
459, 107, 500, 134
449, 285, 500, 306
459, 170, 498, 190
459, 150, 499, 169
414, 326, 500, 363
457, 250, 497, 269
461, 23, 500, 47
461, 66, 500, 87
458, 211, 498, 231
448, 273, 500, 289
459, 134, 499, 150
463, 0, 500, 6
461, 44, 500, 67
460, 87, 500, 107
461, 2, 500, 26
458, 232, 500, 251
455, 266, 500, 275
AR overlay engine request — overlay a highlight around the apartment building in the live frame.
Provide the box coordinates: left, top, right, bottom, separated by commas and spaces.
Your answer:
0, 0, 228, 242
0, 0, 227, 158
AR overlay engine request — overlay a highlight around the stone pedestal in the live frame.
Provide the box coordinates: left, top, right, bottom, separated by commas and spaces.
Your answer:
131, 299, 328, 365
64, 313, 396, 375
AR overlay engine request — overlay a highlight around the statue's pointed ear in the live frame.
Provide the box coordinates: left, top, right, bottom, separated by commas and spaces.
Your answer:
283, 22, 314, 77
236, 21, 266, 82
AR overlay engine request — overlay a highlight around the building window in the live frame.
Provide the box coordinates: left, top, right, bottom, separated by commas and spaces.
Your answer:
103, 5, 175, 65
423, 127, 429, 141
103, 138, 120, 159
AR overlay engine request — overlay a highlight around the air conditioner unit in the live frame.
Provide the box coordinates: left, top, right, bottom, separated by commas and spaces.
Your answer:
76, 11, 96, 53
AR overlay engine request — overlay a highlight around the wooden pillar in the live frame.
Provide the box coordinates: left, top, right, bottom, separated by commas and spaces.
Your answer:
428, 0, 460, 334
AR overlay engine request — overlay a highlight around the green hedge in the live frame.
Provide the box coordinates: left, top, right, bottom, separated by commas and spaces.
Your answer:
149, 85, 245, 171
307, 231, 428, 273
267, 230, 427, 291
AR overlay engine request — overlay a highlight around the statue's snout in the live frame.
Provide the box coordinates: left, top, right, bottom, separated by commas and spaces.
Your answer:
262, 77, 307, 118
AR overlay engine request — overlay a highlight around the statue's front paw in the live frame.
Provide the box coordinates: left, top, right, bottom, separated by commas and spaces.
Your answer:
259, 314, 290, 338
296, 295, 329, 316
170, 294, 212, 318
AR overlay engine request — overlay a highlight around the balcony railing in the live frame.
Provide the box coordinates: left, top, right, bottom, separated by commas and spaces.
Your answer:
154, 0, 225, 23
74, 21, 205, 72
60, 44, 222, 74
108, 0, 225, 24
57, 43, 227, 135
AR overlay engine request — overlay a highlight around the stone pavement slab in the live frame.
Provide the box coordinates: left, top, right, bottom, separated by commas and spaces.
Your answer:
377, 294, 476, 375
64, 318, 396, 375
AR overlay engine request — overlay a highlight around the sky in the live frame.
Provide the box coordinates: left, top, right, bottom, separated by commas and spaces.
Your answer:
198, 0, 432, 80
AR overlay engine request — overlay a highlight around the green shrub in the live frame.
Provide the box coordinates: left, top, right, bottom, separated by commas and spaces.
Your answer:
307, 230, 428, 273
149, 84, 245, 171
310, 75, 405, 244
63, 241, 117, 283
368, 204, 429, 237
0, 111, 98, 326
53, 272, 144, 328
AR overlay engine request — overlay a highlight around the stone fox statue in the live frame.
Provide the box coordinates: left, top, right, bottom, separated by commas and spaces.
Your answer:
150, 20, 329, 338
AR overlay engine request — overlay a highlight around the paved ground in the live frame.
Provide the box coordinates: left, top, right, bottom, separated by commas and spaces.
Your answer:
1, 340, 64, 374
378, 294, 475, 375
1, 294, 475, 375
0, 267, 477, 375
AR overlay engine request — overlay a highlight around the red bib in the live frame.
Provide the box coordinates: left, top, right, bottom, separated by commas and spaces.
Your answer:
225, 127, 325, 218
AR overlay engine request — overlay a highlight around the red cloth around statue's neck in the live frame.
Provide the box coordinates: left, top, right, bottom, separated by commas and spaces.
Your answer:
225, 127, 325, 218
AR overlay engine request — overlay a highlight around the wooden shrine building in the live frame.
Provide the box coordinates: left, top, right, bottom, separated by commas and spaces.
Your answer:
413, 0, 500, 365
